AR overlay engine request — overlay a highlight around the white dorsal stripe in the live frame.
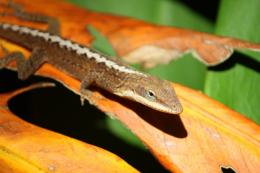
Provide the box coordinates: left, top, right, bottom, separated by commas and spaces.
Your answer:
0, 23, 145, 76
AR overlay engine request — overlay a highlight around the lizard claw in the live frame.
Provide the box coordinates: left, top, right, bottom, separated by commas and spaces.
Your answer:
79, 88, 93, 106
80, 96, 85, 106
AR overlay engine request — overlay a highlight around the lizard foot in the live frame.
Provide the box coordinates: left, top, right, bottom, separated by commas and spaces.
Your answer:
79, 89, 93, 106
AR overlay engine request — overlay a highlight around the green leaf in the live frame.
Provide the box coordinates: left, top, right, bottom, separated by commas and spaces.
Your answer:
147, 54, 206, 90
69, 0, 214, 147
86, 25, 116, 56
70, 0, 213, 90
106, 118, 146, 149
205, 0, 260, 123
70, 0, 213, 32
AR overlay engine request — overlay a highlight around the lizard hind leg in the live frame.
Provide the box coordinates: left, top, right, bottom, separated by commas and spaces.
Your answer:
0, 48, 47, 80
1, 0, 60, 35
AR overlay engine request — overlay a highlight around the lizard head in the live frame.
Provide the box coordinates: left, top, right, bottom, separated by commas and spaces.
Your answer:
115, 75, 183, 114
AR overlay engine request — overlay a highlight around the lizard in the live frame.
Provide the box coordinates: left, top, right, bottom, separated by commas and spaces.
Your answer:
0, 1, 183, 114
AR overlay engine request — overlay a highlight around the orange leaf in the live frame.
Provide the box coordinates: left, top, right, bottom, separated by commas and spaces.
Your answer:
3, 0, 259, 68
0, 84, 139, 173
1, 1, 260, 172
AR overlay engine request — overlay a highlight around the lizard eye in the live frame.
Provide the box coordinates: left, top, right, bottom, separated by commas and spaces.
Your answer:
145, 90, 156, 101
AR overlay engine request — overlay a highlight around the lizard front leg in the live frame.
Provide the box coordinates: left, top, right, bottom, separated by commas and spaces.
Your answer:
80, 75, 95, 106
0, 48, 47, 80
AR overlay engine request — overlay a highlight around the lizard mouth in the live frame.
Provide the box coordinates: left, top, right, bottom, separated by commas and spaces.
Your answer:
115, 90, 183, 115
148, 101, 183, 114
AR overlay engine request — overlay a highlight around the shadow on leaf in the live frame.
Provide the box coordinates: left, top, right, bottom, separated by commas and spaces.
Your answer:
96, 87, 188, 138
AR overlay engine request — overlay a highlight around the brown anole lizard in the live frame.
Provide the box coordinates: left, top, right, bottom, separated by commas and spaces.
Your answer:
0, 2, 182, 114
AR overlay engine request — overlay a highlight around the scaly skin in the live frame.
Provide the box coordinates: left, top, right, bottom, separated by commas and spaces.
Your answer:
0, 22, 182, 114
